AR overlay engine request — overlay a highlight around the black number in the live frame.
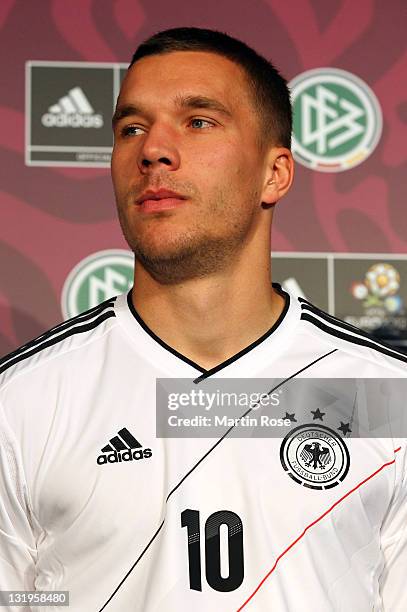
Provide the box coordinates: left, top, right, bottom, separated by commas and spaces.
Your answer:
181, 509, 244, 592
181, 509, 202, 591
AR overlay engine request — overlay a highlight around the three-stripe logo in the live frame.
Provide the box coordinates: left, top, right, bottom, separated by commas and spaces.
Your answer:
48, 86, 94, 115
41, 86, 103, 128
97, 427, 152, 465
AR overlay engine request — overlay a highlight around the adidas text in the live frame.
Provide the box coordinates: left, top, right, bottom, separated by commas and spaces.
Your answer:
41, 113, 103, 128
97, 448, 152, 465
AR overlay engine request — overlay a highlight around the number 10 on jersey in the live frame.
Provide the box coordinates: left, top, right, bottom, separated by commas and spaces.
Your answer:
181, 509, 244, 592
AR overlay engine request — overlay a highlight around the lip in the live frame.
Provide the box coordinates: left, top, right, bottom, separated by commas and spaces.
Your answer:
139, 197, 187, 213
136, 188, 187, 214
137, 188, 186, 204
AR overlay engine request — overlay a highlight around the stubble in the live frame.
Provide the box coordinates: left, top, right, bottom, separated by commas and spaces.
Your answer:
116, 184, 259, 285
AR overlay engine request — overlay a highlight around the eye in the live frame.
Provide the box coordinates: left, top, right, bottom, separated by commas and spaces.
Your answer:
189, 118, 214, 129
120, 124, 144, 137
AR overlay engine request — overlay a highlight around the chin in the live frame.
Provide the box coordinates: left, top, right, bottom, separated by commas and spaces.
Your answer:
129, 224, 201, 255
125, 235, 180, 261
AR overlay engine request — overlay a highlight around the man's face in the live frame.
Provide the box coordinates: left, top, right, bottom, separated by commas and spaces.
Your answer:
111, 50, 269, 284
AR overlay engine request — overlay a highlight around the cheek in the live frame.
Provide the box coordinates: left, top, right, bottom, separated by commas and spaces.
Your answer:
189, 141, 252, 187
111, 147, 136, 193
111, 150, 123, 195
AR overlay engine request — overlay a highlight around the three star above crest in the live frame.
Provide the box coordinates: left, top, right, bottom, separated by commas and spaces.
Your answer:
281, 407, 352, 436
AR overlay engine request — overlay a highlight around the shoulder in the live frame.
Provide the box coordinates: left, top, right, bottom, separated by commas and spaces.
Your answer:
297, 296, 407, 376
0, 297, 118, 390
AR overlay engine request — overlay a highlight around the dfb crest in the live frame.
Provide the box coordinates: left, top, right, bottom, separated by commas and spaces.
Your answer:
280, 424, 350, 490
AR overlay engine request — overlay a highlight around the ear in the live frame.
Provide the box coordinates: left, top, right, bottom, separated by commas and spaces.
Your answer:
261, 147, 294, 206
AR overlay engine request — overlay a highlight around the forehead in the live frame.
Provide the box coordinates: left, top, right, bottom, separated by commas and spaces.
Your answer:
119, 51, 251, 109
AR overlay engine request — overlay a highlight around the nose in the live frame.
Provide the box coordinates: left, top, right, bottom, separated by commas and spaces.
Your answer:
137, 124, 181, 174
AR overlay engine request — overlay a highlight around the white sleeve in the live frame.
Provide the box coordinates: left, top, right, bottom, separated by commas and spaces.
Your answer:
0, 407, 37, 601
379, 442, 407, 609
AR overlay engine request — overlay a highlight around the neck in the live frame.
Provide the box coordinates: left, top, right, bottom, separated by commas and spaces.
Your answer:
131, 231, 285, 371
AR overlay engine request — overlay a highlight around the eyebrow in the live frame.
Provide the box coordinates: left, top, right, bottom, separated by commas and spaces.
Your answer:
112, 94, 232, 127
174, 94, 232, 117
112, 104, 143, 127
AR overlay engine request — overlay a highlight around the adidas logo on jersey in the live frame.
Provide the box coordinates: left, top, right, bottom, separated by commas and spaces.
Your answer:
96, 427, 152, 465
41, 87, 103, 128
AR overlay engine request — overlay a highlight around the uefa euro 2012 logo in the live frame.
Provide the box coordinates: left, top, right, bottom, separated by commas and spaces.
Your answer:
350, 263, 403, 315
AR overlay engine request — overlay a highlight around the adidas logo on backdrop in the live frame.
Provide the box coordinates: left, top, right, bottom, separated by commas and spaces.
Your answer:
41, 86, 103, 128
97, 427, 152, 465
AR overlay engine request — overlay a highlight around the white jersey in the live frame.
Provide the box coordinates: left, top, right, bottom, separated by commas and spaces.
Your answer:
1, 286, 407, 611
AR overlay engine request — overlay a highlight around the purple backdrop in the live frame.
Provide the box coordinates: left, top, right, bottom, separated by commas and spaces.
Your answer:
1, 0, 406, 355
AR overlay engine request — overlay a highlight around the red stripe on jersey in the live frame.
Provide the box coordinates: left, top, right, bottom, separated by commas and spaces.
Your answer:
237, 447, 402, 611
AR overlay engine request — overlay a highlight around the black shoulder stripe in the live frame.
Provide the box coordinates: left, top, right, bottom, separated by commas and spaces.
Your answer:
301, 311, 407, 365
300, 299, 407, 359
0, 298, 116, 368
299, 299, 374, 340
0, 310, 116, 376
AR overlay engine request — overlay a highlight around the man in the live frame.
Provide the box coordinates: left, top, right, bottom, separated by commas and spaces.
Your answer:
0, 27, 406, 611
